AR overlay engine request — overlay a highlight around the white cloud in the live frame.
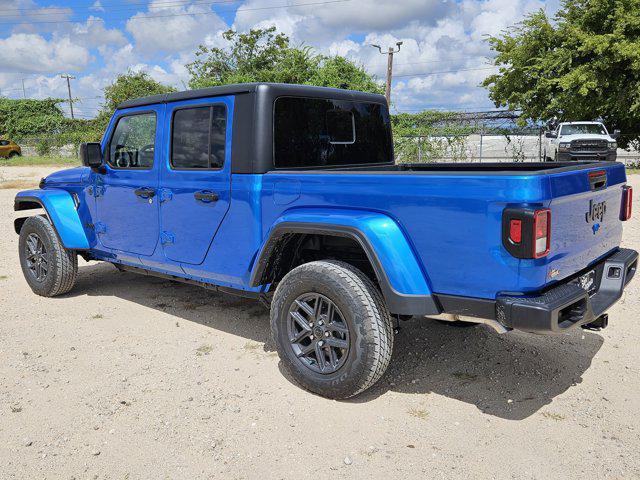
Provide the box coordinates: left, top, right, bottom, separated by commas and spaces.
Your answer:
0, 0, 562, 117
70, 16, 127, 48
126, 1, 227, 57
0, 33, 90, 74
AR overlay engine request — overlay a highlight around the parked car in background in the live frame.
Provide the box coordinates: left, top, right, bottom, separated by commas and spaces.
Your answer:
544, 122, 619, 162
0, 139, 21, 158
12, 84, 638, 399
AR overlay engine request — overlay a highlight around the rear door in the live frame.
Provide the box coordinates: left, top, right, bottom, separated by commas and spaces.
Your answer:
95, 107, 162, 256
159, 97, 233, 265
547, 166, 625, 283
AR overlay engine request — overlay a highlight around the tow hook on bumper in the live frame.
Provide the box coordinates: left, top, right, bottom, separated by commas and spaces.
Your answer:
581, 313, 608, 331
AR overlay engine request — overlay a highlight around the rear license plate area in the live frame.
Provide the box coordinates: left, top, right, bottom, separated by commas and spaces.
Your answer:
571, 269, 597, 296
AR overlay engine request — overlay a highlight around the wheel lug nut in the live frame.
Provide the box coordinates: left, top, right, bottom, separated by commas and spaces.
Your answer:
309, 335, 314, 340
324, 331, 330, 337
318, 320, 324, 326
318, 340, 324, 346
309, 322, 314, 328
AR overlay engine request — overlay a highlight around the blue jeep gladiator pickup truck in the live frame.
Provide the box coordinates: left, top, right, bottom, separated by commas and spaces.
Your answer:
14, 83, 637, 398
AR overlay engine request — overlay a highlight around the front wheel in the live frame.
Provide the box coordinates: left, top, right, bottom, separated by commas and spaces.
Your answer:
18, 216, 77, 297
270, 260, 393, 399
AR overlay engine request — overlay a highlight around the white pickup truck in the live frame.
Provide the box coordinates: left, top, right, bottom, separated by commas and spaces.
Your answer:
544, 121, 620, 162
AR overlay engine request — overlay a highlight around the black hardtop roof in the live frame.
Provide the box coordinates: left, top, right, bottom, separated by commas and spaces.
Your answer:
117, 83, 387, 110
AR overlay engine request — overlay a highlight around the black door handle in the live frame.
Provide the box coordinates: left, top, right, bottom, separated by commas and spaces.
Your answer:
194, 190, 219, 203
134, 187, 156, 199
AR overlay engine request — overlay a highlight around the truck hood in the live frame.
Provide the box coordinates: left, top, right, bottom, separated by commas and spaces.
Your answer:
558, 134, 614, 142
42, 166, 90, 187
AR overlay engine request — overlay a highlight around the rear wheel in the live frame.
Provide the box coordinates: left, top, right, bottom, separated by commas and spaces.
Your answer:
18, 216, 77, 297
270, 260, 393, 399
8, 151, 20, 158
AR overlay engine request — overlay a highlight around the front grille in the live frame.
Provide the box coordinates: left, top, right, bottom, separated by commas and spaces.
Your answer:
571, 139, 608, 152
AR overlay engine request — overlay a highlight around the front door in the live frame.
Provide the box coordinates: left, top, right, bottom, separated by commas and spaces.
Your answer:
95, 108, 162, 256
159, 97, 232, 265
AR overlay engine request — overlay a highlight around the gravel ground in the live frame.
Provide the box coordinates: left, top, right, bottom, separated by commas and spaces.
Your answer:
1, 168, 639, 480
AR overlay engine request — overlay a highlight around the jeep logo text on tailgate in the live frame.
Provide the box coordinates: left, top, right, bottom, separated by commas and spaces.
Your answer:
586, 199, 607, 223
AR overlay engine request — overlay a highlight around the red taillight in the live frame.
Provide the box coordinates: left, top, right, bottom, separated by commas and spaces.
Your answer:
509, 219, 522, 243
622, 186, 633, 221
533, 209, 551, 258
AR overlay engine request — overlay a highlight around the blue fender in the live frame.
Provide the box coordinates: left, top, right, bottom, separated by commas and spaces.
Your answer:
251, 208, 439, 316
14, 189, 90, 250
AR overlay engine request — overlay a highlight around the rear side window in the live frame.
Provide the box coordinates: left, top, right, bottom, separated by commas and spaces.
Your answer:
273, 97, 392, 169
171, 104, 227, 169
108, 113, 157, 169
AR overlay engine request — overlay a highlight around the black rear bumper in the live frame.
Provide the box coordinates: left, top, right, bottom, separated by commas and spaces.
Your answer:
435, 248, 638, 334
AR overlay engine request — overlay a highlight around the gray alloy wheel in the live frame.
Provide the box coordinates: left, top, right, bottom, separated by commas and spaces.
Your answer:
24, 233, 49, 283
18, 215, 77, 297
287, 292, 350, 374
271, 260, 394, 399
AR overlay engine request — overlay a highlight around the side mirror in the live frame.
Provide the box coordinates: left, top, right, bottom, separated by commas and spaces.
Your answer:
612, 129, 621, 140
545, 132, 557, 139
79, 142, 103, 169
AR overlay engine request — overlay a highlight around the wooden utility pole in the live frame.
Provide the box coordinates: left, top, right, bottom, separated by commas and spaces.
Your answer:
60, 74, 76, 119
372, 42, 403, 106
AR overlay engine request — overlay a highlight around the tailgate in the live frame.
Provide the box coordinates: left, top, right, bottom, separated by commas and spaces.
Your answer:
546, 165, 626, 284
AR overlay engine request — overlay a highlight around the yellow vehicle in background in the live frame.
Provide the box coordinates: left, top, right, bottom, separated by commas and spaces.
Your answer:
0, 139, 21, 158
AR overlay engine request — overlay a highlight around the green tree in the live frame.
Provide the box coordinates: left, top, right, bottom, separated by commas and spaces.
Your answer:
0, 98, 66, 138
187, 27, 382, 94
97, 71, 175, 129
482, 0, 640, 145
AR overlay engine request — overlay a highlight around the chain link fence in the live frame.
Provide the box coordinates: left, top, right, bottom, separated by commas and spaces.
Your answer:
395, 132, 640, 167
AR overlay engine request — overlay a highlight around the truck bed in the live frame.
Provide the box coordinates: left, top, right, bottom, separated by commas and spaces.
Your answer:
261, 161, 627, 300
278, 161, 615, 174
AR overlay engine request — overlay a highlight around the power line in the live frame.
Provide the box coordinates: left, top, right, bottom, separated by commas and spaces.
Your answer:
393, 66, 496, 78
0, 0, 240, 18
364, 55, 492, 69
0, 0, 351, 25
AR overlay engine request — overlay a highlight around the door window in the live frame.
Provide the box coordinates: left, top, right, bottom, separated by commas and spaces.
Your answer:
108, 113, 157, 169
171, 104, 227, 170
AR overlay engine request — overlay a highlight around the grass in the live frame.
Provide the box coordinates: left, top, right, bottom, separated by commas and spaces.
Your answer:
196, 344, 213, 356
541, 411, 566, 421
0, 275, 8, 281
452, 371, 478, 381
408, 407, 429, 420
627, 168, 640, 175
0, 155, 79, 167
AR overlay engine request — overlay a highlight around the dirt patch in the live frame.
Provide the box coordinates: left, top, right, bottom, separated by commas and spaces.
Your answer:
0, 167, 639, 479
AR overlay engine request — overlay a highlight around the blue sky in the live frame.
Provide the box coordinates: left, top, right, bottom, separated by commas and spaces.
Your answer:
0, 0, 559, 118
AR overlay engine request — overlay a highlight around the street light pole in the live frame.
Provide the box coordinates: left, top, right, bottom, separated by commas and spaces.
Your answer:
371, 42, 403, 106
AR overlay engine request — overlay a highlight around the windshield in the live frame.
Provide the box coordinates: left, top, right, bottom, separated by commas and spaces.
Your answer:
560, 124, 607, 136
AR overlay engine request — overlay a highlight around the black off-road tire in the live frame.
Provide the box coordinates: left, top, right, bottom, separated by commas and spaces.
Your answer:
271, 260, 394, 399
18, 215, 77, 297
8, 151, 20, 158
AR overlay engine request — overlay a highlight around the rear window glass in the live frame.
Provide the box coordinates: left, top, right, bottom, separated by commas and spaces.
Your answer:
273, 97, 392, 169
171, 104, 227, 170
